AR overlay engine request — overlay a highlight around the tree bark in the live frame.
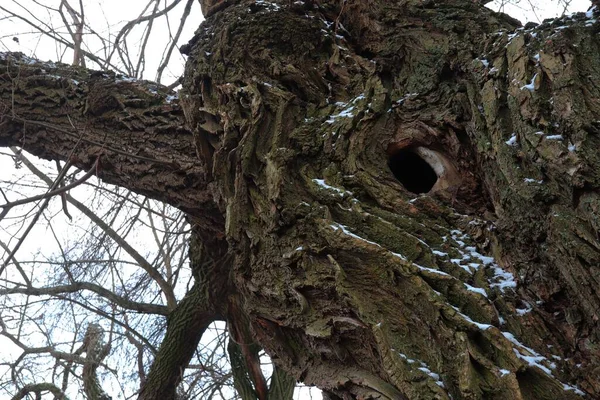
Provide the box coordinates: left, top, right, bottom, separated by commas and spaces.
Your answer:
0, 54, 224, 235
2, 0, 600, 398
138, 229, 229, 400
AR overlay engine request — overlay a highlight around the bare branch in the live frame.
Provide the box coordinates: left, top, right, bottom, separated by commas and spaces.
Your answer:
0, 156, 97, 221
0, 282, 169, 315
10, 149, 178, 310
10, 383, 68, 400
106, 0, 183, 74
156, 0, 194, 83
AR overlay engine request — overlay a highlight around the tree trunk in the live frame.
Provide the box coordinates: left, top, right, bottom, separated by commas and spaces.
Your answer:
2, 0, 600, 398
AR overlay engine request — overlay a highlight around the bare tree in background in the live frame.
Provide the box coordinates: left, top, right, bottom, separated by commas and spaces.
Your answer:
489, 0, 576, 21
0, 0, 196, 83
0, 148, 246, 398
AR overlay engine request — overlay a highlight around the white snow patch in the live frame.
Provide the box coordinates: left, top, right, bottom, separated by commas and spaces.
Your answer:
502, 331, 555, 376
330, 223, 381, 248
524, 178, 543, 184
520, 73, 538, 91
563, 384, 585, 396
451, 259, 473, 274
502, 332, 535, 352
516, 302, 533, 315
391, 252, 407, 261
464, 283, 488, 298
506, 134, 518, 146
325, 106, 355, 124
418, 366, 445, 388
116, 76, 137, 83
395, 92, 418, 105
477, 58, 489, 67
451, 306, 493, 330
586, 6, 597, 19
414, 263, 450, 277
489, 266, 517, 291
467, 248, 495, 265
254, 0, 281, 11
352, 94, 366, 103
397, 353, 415, 364
398, 355, 445, 388
312, 179, 348, 196
515, 351, 553, 375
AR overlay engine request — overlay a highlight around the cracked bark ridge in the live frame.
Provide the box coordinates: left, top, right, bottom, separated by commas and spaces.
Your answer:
0, 52, 224, 236
179, 0, 599, 398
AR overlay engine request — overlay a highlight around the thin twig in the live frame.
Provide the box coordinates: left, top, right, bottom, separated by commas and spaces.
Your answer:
0, 159, 97, 220
0, 156, 100, 273
156, 0, 194, 83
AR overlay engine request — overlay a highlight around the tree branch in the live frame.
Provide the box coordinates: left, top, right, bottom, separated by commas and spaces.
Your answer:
11, 149, 177, 310
0, 51, 224, 234
11, 383, 69, 400
138, 284, 219, 400
0, 282, 169, 315
0, 155, 96, 220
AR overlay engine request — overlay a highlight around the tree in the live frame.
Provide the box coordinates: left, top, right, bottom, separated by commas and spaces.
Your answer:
1, 0, 600, 398
2, 1, 282, 398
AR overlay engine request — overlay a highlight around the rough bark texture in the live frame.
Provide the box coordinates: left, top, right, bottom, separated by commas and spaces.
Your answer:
138, 230, 229, 400
81, 324, 111, 400
2, 0, 600, 398
0, 57, 223, 235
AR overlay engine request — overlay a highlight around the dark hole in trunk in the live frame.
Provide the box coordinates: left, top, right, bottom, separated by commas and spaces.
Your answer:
388, 149, 438, 194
